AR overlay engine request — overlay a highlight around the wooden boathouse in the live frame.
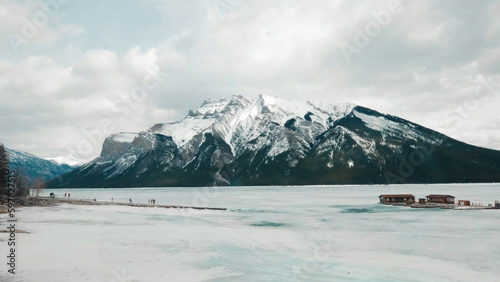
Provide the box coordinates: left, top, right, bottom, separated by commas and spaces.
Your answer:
426, 194, 455, 204
379, 194, 415, 205
458, 200, 471, 206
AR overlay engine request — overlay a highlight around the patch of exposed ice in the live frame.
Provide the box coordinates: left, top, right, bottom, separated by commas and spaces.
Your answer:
17, 184, 500, 282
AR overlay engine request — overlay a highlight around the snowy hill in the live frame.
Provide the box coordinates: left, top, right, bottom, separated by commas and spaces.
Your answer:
7, 148, 78, 185
48, 94, 500, 187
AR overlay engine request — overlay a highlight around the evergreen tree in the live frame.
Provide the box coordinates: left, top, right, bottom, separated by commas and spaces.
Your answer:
0, 144, 10, 189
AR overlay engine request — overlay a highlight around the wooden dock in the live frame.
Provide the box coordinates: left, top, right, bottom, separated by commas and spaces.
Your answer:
378, 193, 499, 210
24, 197, 227, 211
410, 204, 454, 209
410, 203, 497, 210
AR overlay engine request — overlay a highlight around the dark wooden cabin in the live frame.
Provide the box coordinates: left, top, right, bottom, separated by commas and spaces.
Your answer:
426, 194, 455, 204
379, 194, 415, 205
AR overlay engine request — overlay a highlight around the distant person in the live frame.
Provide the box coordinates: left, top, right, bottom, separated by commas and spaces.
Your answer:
68, 193, 70, 198
94, 198, 96, 202
129, 198, 132, 203
148, 199, 151, 204
64, 193, 67, 198
111, 197, 113, 202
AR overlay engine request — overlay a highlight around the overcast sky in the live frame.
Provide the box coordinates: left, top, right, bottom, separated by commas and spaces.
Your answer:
1, 0, 499, 163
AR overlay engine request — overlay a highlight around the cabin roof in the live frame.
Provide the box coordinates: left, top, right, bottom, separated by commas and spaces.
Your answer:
379, 194, 415, 198
425, 194, 455, 198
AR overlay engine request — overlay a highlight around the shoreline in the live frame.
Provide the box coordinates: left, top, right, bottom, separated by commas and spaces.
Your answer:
43, 182, 500, 189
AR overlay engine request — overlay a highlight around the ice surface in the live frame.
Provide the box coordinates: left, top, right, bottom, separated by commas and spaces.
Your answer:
1, 184, 500, 281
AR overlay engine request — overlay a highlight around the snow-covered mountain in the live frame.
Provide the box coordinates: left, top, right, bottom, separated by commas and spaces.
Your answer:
45, 155, 85, 167
48, 94, 500, 188
7, 148, 78, 185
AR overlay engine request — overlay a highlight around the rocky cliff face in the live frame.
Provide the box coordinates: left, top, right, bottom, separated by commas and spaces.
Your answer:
48, 94, 500, 188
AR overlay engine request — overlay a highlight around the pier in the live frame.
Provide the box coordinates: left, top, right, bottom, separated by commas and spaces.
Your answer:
379, 194, 499, 210
56, 197, 227, 210
2, 196, 227, 211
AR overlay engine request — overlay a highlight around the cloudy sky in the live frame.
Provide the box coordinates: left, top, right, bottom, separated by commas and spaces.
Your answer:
1, 0, 499, 163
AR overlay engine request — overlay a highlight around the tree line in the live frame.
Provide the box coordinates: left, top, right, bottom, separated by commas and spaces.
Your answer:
0, 143, 9, 189
0, 143, 44, 197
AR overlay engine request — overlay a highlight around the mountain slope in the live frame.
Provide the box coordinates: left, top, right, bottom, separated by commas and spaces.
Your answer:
7, 148, 78, 185
292, 106, 500, 184
47, 94, 500, 188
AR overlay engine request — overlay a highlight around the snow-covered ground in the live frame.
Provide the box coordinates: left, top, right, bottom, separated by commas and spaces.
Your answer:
1, 184, 500, 281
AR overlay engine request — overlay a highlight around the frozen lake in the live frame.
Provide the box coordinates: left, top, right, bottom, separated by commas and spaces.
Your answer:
1, 184, 500, 281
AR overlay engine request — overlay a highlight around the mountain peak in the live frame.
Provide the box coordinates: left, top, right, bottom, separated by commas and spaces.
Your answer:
257, 93, 276, 105
306, 99, 356, 116
200, 97, 229, 107
192, 98, 229, 116
48, 95, 500, 188
230, 94, 251, 102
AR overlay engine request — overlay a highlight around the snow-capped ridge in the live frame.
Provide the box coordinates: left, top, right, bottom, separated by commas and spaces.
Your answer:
196, 98, 229, 115
352, 108, 442, 144
46, 155, 84, 166
307, 100, 357, 119
110, 132, 138, 143
148, 94, 360, 155
47, 94, 500, 188
6, 147, 77, 183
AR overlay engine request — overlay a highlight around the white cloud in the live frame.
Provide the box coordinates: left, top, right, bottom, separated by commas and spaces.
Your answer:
56, 23, 86, 38
0, 48, 180, 161
1, 0, 500, 162
0, 1, 85, 56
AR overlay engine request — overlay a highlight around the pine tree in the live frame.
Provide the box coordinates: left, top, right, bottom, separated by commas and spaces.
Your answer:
0, 144, 10, 189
